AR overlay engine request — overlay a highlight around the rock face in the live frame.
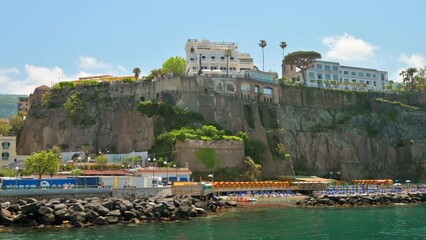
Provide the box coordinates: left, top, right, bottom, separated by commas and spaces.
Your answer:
0, 195, 235, 228
18, 78, 426, 180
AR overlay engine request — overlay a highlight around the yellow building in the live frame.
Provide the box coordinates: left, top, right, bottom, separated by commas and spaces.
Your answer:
1, 136, 17, 168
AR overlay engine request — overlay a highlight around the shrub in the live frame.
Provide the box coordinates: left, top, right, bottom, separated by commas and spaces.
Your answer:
53, 81, 76, 90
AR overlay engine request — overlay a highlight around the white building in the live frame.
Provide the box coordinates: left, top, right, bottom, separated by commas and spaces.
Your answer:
185, 39, 254, 76
292, 60, 388, 92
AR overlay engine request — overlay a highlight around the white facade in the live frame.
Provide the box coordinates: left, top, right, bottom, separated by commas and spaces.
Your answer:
299, 60, 388, 92
185, 39, 254, 76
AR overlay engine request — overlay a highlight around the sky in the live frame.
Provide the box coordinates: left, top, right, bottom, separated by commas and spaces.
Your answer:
1, 0, 425, 95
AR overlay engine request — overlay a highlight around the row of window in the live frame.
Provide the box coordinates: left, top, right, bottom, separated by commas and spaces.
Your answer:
342, 71, 377, 78
316, 64, 339, 71
195, 66, 237, 70
309, 72, 339, 81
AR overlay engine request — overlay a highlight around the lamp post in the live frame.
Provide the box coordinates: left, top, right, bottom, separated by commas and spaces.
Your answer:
148, 156, 156, 186
163, 159, 168, 185
173, 164, 178, 182
15, 166, 19, 188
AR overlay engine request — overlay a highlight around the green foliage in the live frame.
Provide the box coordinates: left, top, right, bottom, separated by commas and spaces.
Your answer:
9, 111, 26, 142
53, 81, 76, 90
0, 120, 11, 136
122, 156, 142, 166
364, 123, 379, 138
95, 153, 109, 165
243, 105, 255, 129
41, 92, 53, 108
374, 98, 420, 111
82, 79, 100, 86
195, 148, 217, 170
63, 93, 85, 120
24, 149, 61, 186
133, 67, 141, 80
275, 143, 292, 161
0, 168, 18, 177
258, 105, 279, 129
244, 138, 267, 164
138, 101, 204, 130
162, 56, 186, 75
122, 78, 136, 84
158, 125, 242, 144
241, 156, 262, 181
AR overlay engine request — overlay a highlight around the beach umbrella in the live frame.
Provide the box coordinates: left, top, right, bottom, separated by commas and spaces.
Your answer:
405, 180, 411, 183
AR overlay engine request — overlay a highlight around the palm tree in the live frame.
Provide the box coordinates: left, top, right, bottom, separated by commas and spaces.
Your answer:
279, 41, 287, 60
259, 40, 267, 71
280, 41, 288, 78
133, 67, 141, 80
400, 67, 418, 91
224, 49, 232, 77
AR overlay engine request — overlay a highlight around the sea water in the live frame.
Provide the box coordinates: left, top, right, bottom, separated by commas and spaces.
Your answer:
1, 205, 425, 240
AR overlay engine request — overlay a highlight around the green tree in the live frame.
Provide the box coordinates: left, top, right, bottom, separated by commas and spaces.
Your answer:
0, 120, 10, 136
284, 51, 322, 85
241, 156, 262, 181
24, 149, 61, 187
63, 93, 85, 120
279, 41, 287, 77
9, 111, 26, 142
400, 67, 418, 91
41, 92, 53, 108
259, 40, 267, 71
95, 153, 109, 169
133, 67, 141, 80
244, 138, 267, 164
162, 56, 186, 75
224, 49, 232, 77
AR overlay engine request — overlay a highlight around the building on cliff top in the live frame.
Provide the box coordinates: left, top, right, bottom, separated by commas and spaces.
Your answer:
284, 60, 389, 92
185, 39, 254, 76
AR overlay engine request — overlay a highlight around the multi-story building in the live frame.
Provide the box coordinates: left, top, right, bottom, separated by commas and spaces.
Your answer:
18, 96, 29, 112
185, 39, 254, 76
289, 60, 388, 92
0, 136, 17, 168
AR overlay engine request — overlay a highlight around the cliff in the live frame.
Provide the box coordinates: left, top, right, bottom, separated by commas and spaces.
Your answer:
18, 78, 426, 181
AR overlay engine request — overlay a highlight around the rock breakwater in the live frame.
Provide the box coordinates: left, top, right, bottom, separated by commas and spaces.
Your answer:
296, 192, 426, 207
0, 195, 237, 228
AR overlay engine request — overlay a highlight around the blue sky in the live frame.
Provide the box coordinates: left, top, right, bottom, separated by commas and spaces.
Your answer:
1, 0, 425, 94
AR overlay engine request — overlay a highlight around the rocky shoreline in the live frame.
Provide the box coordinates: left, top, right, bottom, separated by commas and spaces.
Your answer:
296, 192, 426, 207
0, 195, 237, 228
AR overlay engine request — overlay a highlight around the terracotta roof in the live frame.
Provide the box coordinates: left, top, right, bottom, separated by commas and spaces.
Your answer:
82, 170, 128, 176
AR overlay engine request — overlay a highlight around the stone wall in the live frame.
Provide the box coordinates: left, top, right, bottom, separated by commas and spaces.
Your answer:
175, 140, 244, 172
0, 188, 111, 202
112, 186, 172, 199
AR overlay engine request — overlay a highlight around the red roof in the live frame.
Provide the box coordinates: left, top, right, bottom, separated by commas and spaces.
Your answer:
82, 170, 128, 176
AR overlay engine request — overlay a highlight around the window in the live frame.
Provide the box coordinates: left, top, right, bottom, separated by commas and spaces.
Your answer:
324, 65, 331, 71
221, 56, 225, 60
190, 47, 194, 53
332, 66, 338, 71
230, 57, 234, 60
220, 67, 226, 70
359, 72, 364, 77
2, 142, 10, 149
325, 73, 331, 80
372, 74, 376, 78
344, 78, 349, 82
333, 74, 339, 80
211, 56, 215, 60
351, 72, 356, 76
317, 64, 322, 69
344, 71, 349, 75
202, 56, 206, 59
381, 74, 386, 80
308, 72, 315, 79
373, 81, 376, 86
366, 73, 371, 77
201, 66, 208, 70
317, 73, 323, 79
366, 81, 370, 85
360, 80, 364, 84
352, 79, 356, 82
210, 66, 217, 70
192, 66, 197, 70
190, 58, 194, 61
2, 152, 9, 160
230, 67, 236, 70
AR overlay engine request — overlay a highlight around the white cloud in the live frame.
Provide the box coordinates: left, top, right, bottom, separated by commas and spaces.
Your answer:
322, 33, 376, 61
78, 56, 109, 70
117, 65, 127, 72
399, 53, 426, 69
391, 53, 426, 82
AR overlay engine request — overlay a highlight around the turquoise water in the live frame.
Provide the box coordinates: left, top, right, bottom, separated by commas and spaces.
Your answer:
1, 205, 425, 240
